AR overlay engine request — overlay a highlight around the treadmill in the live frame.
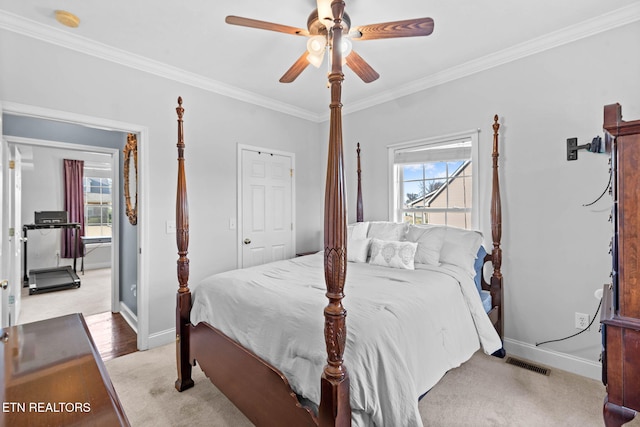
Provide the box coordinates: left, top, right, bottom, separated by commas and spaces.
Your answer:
23, 217, 82, 295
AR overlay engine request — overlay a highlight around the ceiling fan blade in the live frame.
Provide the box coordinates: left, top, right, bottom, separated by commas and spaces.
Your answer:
351, 17, 434, 40
345, 50, 380, 83
225, 15, 309, 37
279, 52, 311, 83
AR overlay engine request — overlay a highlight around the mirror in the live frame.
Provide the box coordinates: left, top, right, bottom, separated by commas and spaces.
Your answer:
124, 133, 138, 225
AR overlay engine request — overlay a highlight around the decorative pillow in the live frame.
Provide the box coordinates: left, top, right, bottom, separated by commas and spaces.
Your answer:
440, 226, 484, 276
348, 238, 371, 263
474, 245, 488, 294
369, 238, 418, 270
367, 221, 408, 241
405, 225, 446, 266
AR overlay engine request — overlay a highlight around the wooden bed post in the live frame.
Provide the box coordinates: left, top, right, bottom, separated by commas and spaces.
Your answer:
175, 97, 194, 392
490, 115, 504, 339
319, 1, 351, 426
356, 143, 363, 223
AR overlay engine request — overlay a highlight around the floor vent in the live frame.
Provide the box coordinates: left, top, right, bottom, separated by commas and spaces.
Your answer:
505, 357, 551, 376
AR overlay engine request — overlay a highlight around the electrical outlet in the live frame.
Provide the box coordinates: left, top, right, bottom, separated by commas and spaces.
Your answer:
575, 312, 590, 330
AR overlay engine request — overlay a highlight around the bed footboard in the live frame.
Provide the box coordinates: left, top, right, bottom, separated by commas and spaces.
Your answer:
190, 322, 318, 427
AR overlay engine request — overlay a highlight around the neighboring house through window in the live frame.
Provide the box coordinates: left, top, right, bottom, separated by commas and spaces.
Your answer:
83, 164, 112, 237
388, 129, 480, 229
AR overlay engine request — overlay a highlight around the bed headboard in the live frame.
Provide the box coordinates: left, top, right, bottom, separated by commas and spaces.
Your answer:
352, 119, 503, 338
489, 114, 503, 338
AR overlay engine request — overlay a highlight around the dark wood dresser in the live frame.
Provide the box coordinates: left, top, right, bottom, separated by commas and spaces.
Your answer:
602, 103, 640, 426
1, 313, 130, 426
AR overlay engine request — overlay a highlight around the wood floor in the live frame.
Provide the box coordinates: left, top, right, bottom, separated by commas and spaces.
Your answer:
84, 311, 138, 362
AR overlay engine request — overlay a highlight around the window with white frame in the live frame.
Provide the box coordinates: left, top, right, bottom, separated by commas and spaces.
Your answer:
389, 130, 479, 229
83, 165, 112, 237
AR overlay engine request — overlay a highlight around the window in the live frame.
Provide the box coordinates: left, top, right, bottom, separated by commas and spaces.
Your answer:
83, 175, 112, 237
389, 130, 479, 229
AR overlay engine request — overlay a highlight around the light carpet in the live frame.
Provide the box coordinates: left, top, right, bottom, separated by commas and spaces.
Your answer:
18, 268, 111, 324
105, 343, 640, 426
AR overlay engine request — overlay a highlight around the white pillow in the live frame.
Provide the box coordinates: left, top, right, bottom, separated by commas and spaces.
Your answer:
367, 221, 408, 241
347, 221, 370, 241
369, 238, 417, 270
347, 222, 370, 263
405, 225, 446, 266
347, 238, 371, 263
440, 226, 483, 276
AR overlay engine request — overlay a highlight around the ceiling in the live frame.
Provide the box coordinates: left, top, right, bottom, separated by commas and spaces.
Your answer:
1, 1, 639, 121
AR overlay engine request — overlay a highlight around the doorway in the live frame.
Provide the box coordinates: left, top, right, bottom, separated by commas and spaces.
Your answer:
9, 138, 119, 325
0, 101, 149, 351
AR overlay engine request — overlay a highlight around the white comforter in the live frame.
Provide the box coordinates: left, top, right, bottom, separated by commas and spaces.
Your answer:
191, 252, 502, 427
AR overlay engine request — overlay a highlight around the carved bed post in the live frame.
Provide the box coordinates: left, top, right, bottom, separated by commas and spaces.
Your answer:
319, 1, 351, 426
490, 115, 504, 339
175, 97, 194, 392
356, 143, 363, 223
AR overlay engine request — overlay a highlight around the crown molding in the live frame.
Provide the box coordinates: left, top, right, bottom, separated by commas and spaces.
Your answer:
339, 2, 640, 120
2, 4, 639, 124
0, 11, 322, 122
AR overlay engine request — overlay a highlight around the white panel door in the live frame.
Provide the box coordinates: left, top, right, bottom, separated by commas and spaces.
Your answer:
241, 150, 293, 268
0, 136, 7, 327
0, 139, 21, 326
7, 145, 22, 325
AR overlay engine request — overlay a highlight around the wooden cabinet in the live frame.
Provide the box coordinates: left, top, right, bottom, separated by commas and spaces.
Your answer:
601, 103, 640, 426
1, 313, 130, 426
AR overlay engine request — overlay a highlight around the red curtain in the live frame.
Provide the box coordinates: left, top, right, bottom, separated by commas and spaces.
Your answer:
62, 159, 85, 258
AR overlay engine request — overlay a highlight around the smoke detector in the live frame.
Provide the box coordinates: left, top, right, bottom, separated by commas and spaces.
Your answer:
55, 10, 80, 28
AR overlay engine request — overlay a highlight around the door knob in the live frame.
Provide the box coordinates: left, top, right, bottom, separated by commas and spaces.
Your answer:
1, 280, 7, 290
243, 238, 251, 245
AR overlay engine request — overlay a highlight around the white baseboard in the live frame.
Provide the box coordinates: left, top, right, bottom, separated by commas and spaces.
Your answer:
148, 327, 175, 349
83, 261, 111, 271
118, 302, 138, 334
503, 338, 602, 380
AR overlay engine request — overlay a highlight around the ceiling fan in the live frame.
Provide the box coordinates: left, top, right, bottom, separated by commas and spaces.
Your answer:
225, 0, 434, 84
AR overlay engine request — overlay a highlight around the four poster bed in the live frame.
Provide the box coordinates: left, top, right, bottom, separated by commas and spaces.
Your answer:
174, 4, 504, 426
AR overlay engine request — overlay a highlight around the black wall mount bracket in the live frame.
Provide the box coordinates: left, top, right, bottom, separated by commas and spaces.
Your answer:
567, 136, 602, 161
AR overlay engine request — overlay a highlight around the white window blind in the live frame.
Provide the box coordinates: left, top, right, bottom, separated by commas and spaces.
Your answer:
388, 130, 479, 229
393, 140, 471, 164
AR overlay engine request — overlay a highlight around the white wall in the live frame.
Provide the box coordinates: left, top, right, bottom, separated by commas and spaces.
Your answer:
0, 29, 324, 347
338, 21, 640, 378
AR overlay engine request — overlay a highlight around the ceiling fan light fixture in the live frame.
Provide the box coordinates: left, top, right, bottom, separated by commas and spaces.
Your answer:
307, 35, 326, 67
307, 52, 324, 68
340, 38, 352, 57
307, 35, 326, 55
